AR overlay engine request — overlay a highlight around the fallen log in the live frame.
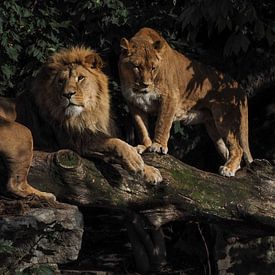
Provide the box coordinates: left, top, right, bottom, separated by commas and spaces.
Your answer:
28, 149, 275, 233
2, 149, 274, 273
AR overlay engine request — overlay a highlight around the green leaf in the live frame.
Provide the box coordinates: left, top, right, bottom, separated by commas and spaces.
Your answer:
174, 121, 184, 135
11, 31, 21, 42
6, 47, 19, 61
10, 2, 21, 15
1, 32, 8, 47
22, 9, 32, 18
1, 64, 14, 79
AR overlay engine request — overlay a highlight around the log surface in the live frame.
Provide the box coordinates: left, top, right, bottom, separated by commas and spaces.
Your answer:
29, 150, 275, 234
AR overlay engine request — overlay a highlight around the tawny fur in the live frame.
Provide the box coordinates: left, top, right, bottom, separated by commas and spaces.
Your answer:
0, 46, 162, 200
33, 46, 111, 136
118, 27, 253, 177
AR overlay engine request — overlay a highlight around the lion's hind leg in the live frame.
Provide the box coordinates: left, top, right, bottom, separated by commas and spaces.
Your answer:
210, 104, 243, 177
217, 132, 243, 177
0, 120, 56, 201
205, 114, 241, 177
205, 118, 229, 161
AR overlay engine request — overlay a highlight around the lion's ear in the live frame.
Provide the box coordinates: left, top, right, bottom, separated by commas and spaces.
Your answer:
120, 38, 130, 54
85, 53, 103, 69
153, 40, 164, 51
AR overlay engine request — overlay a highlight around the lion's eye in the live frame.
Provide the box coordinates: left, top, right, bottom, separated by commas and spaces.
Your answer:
152, 66, 156, 71
78, 75, 85, 82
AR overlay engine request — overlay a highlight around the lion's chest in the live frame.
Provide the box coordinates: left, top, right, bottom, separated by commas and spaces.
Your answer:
123, 88, 160, 113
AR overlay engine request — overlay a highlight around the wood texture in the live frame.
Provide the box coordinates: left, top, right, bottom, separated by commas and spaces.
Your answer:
28, 150, 275, 235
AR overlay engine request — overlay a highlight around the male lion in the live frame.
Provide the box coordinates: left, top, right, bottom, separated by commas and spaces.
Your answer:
118, 27, 253, 177
0, 46, 162, 200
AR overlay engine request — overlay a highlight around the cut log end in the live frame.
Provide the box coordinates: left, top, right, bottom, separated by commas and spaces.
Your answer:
54, 149, 81, 169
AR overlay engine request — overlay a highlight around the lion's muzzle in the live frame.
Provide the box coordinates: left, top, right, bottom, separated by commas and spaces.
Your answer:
63, 90, 76, 99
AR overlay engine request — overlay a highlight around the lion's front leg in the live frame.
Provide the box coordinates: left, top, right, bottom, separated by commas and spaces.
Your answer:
129, 105, 152, 154
149, 96, 177, 154
97, 137, 145, 173
94, 137, 163, 184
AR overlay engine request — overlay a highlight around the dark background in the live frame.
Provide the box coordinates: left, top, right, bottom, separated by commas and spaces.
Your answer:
1, 1, 275, 273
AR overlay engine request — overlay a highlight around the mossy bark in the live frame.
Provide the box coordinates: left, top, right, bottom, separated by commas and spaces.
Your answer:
28, 150, 275, 235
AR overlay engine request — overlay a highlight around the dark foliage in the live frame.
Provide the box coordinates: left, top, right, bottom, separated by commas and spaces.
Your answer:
1, 0, 274, 96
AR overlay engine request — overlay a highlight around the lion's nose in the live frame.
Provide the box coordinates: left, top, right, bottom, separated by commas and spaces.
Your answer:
63, 91, 76, 99
141, 81, 152, 88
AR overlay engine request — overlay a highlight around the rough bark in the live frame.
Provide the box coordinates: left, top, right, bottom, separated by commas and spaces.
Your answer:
28, 149, 275, 235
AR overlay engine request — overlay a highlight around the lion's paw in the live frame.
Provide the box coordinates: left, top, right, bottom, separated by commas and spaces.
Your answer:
219, 166, 236, 177
31, 190, 56, 202
121, 143, 145, 174
43, 192, 57, 201
135, 144, 149, 155
143, 164, 163, 185
149, 142, 168, 154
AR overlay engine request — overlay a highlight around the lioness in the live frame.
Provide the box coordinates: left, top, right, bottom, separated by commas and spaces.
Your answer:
118, 27, 253, 177
0, 46, 162, 200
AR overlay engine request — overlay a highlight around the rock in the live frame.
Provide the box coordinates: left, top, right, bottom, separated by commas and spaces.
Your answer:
0, 199, 83, 273
214, 227, 275, 275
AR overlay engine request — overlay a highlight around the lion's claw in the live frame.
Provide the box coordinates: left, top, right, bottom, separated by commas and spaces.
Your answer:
219, 166, 236, 177
149, 142, 168, 154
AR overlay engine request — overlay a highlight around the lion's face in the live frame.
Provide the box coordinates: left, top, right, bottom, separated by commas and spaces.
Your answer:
32, 47, 110, 133
119, 39, 164, 95
52, 64, 99, 117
